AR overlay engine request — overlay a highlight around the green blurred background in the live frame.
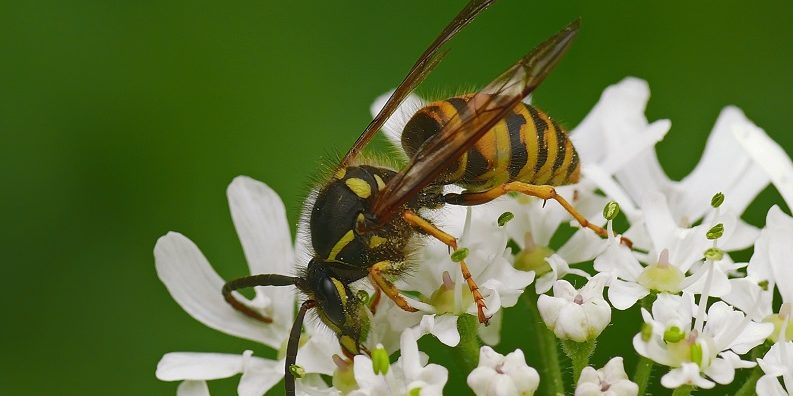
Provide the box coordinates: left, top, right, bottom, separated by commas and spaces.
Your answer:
2, 0, 792, 394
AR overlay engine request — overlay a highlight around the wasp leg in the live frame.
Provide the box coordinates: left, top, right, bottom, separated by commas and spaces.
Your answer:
222, 274, 299, 323
369, 261, 419, 313
402, 210, 490, 325
369, 287, 383, 315
445, 182, 633, 247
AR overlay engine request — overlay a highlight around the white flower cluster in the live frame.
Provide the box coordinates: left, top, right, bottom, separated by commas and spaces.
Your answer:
154, 77, 793, 395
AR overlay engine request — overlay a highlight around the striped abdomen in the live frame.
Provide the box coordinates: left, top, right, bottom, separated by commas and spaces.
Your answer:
401, 95, 580, 191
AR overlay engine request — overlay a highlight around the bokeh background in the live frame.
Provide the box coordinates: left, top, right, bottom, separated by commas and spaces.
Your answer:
3, 0, 792, 394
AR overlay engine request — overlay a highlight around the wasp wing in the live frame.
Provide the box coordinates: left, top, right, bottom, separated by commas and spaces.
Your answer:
339, 0, 497, 168
368, 19, 581, 225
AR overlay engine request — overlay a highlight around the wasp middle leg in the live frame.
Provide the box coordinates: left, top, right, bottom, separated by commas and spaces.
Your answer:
368, 260, 418, 313
402, 209, 490, 325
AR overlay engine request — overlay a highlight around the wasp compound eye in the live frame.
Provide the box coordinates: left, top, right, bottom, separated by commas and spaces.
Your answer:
318, 276, 346, 328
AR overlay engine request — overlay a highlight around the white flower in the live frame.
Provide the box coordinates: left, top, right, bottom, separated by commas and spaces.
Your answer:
467, 347, 540, 396
497, 191, 609, 294
574, 357, 638, 396
154, 176, 339, 394
569, 77, 671, 221
595, 190, 748, 310
723, 205, 793, 325
156, 350, 281, 396
633, 293, 771, 389
349, 329, 448, 396
537, 274, 611, 342
756, 341, 793, 396
612, 104, 770, 231
394, 205, 534, 346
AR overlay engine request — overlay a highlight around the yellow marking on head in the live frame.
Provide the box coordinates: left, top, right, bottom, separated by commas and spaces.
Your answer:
345, 178, 372, 199
328, 230, 355, 260
369, 235, 388, 248
331, 278, 348, 305
373, 174, 386, 191
335, 168, 347, 179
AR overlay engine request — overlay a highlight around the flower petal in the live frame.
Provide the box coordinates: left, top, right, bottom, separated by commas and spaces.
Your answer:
154, 233, 272, 345
238, 356, 283, 396
227, 176, 295, 341
677, 106, 771, 221
660, 363, 714, 389
756, 375, 788, 396
157, 352, 245, 381
732, 111, 793, 210
608, 278, 648, 311
177, 381, 210, 396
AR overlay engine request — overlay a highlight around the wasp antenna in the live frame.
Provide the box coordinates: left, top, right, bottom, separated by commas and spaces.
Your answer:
285, 300, 317, 396
222, 274, 300, 323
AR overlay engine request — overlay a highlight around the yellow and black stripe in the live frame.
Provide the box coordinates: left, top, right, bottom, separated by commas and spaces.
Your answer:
401, 95, 581, 191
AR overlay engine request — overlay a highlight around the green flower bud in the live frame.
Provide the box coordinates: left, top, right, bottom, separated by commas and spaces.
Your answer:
497, 211, 514, 227
372, 346, 390, 375
603, 201, 620, 221
663, 326, 685, 343
289, 364, 305, 379
451, 247, 469, 262
408, 388, 422, 396
711, 192, 725, 208
703, 247, 724, 261
641, 323, 653, 342
706, 223, 724, 240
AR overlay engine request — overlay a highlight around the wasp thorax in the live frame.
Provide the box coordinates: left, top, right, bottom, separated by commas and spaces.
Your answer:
310, 165, 410, 281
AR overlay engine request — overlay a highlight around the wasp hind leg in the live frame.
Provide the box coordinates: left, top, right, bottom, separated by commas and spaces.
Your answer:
444, 182, 632, 246
402, 210, 490, 325
368, 261, 418, 313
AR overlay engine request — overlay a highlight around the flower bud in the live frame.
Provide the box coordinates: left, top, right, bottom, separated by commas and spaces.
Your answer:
372, 345, 390, 375
537, 275, 611, 342
468, 347, 539, 396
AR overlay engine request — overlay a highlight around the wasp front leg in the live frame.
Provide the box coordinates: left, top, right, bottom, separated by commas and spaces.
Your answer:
368, 261, 418, 313
402, 210, 490, 325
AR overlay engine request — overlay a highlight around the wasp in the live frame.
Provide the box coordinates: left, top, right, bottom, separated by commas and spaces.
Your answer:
220, 1, 610, 394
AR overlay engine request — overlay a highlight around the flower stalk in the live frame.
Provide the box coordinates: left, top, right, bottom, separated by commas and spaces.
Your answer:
561, 338, 597, 383
522, 291, 565, 396
453, 314, 481, 373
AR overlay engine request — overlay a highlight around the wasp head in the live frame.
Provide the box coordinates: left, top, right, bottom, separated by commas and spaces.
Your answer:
301, 260, 371, 356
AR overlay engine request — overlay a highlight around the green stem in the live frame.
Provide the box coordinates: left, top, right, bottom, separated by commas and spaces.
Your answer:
735, 342, 772, 396
452, 314, 480, 373
523, 291, 565, 396
634, 294, 656, 394
671, 385, 693, 396
633, 356, 654, 395
561, 339, 597, 383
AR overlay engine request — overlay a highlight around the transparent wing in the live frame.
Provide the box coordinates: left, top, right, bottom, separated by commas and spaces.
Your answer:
339, 0, 497, 168
368, 19, 581, 225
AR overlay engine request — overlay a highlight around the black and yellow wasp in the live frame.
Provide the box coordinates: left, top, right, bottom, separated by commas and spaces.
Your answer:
221, 1, 611, 394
